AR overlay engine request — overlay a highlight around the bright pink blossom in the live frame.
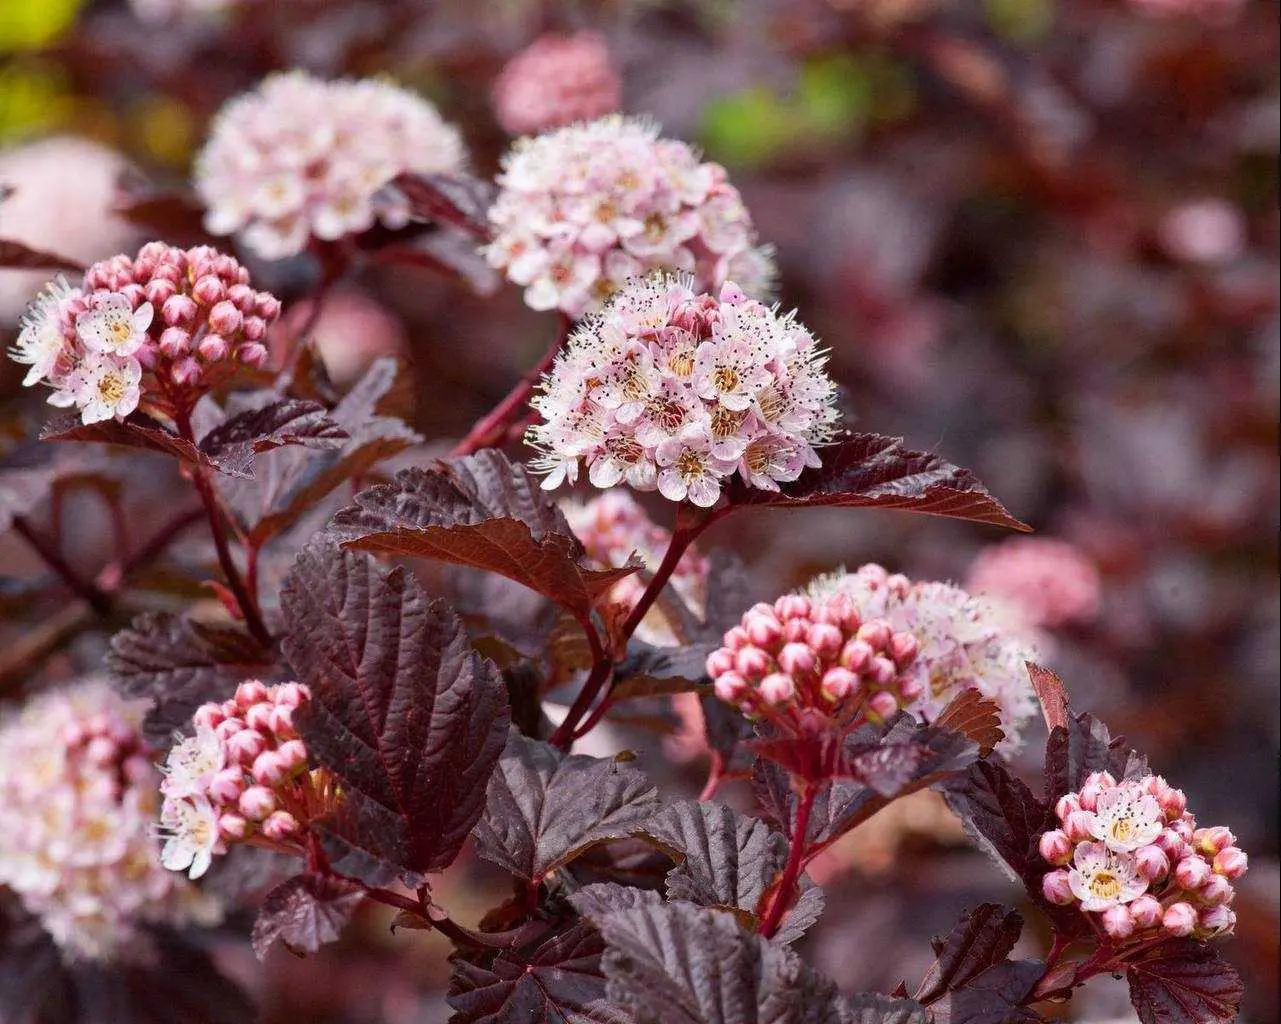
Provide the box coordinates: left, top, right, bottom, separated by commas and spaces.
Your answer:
964, 537, 1101, 629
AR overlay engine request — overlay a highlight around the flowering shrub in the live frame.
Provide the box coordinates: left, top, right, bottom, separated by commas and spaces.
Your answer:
0, 8, 1267, 1023
486, 117, 775, 316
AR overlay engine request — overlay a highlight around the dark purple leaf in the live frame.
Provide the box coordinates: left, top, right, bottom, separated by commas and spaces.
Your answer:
0, 238, 84, 273
472, 733, 659, 883
566, 839, 675, 893
448, 920, 626, 1024
568, 884, 664, 922
198, 399, 348, 478
330, 450, 641, 617
281, 541, 510, 885
387, 171, 496, 238
610, 641, 716, 702
106, 612, 279, 744
1043, 707, 1149, 805
728, 432, 1030, 531
251, 873, 364, 960
834, 993, 930, 1024
933, 689, 1005, 758
772, 885, 826, 947
373, 231, 500, 295
40, 413, 246, 477
939, 960, 1046, 1024
112, 174, 210, 247
914, 904, 1024, 1003
1127, 940, 1243, 1024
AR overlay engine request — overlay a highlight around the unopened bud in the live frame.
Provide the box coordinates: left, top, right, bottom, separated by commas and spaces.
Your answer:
235, 681, 270, 708
713, 672, 747, 703
806, 623, 843, 657
888, 632, 919, 667
1055, 794, 1080, 822
759, 673, 795, 705
855, 621, 892, 650
244, 702, 274, 733
706, 649, 735, 677
192, 705, 225, 731
1162, 902, 1197, 937
820, 667, 859, 701
1102, 905, 1135, 940
226, 283, 256, 313
1129, 895, 1162, 929
170, 357, 202, 386
242, 315, 268, 342
238, 785, 277, 821
1042, 870, 1074, 905
868, 656, 897, 688
208, 767, 245, 804
1194, 826, 1235, 855
1197, 906, 1236, 937
198, 333, 230, 362
1213, 847, 1248, 880
866, 690, 900, 721
743, 612, 782, 647
208, 300, 243, 336
840, 639, 873, 672
218, 813, 249, 840
1134, 845, 1170, 881
158, 326, 191, 357
777, 643, 816, 676
225, 729, 267, 766
898, 676, 925, 703
192, 275, 226, 305
146, 278, 177, 306
1064, 810, 1094, 842
734, 646, 772, 680
1175, 856, 1211, 890
723, 627, 749, 652
262, 810, 300, 841
1199, 874, 1233, 906
1038, 830, 1073, 866
774, 595, 811, 621
277, 739, 308, 772
251, 750, 289, 787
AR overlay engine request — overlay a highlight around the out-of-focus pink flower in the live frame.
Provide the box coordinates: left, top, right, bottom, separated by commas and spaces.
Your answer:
965, 537, 1101, 630
1127, 0, 1244, 25
1157, 198, 1247, 263
0, 137, 141, 326
196, 72, 466, 260
487, 116, 775, 318
269, 285, 407, 386
492, 31, 622, 137
0, 681, 220, 962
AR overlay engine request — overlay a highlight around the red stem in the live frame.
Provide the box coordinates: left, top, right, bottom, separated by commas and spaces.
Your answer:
759, 783, 818, 939
450, 314, 571, 457
698, 750, 727, 802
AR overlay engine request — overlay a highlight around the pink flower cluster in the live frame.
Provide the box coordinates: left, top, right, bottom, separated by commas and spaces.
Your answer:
964, 537, 1101, 629
486, 115, 775, 317
0, 682, 218, 962
562, 490, 709, 645
527, 274, 838, 507
806, 565, 1040, 751
491, 31, 622, 137
9, 242, 278, 423
196, 71, 466, 260
1040, 773, 1247, 942
706, 591, 921, 725
158, 681, 311, 880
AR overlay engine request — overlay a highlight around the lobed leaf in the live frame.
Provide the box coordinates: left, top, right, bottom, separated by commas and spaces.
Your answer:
914, 903, 1024, 1004
198, 399, 348, 478
610, 641, 717, 703
40, 413, 244, 477
1126, 940, 1244, 1024
330, 449, 640, 617
281, 541, 510, 885
250, 873, 364, 960
937, 960, 1046, 1024
727, 432, 1030, 532
472, 733, 659, 883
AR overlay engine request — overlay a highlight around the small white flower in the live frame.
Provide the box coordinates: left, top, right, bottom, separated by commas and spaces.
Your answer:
76, 294, 153, 357
656, 432, 734, 507
10, 278, 77, 386
1067, 841, 1148, 911
1088, 782, 1165, 853
69, 355, 143, 424
161, 726, 226, 798
159, 796, 221, 880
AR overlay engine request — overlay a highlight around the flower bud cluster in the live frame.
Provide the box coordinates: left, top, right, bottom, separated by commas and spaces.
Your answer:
9, 242, 279, 423
805, 564, 1040, 751
1039, 773, 1247, 942
159, 681, 311, 880
706, 591, 921, 724
528, 274, 838, 507
964, 536, 1101, 629
491, 31, 622, 137
0, 682, 219, 962
196, 71, 466, 260
562, 490, 708, 645
486, 115, 775, 317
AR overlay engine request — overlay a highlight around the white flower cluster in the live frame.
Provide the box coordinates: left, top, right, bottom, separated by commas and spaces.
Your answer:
0, 682, 219, 962
528, 274, 838, 508
486, 115, 775, 317
805, 564, 1041, 751
196, 71, 467, 260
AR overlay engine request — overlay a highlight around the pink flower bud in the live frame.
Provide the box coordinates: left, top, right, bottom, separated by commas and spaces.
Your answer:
774, 595, 811, 621
208, 300, 243, 336
226, 283, 256, 313
888, 632, 919, 667
840, 639, 874, 672
252, 750, 289, 787
743, 612, 782, 647
1175, 856, 1211, 890
734, 646, 772, 680
856, 621, 892, 650
1042, 870, 1074, 905
235, 680, 270, 709
1078, 784, 1102, 812
238, 785, 277, 821
1129, 895, 1162, 929
277, 739, 308, 771
1038, 830, 1073, 866
1102, 905, 1135, 940
171, 357, 202, 386
218, 813, 249, 840
806, 623, 843, 657
276, 682, 309, 707
192, 275, 226, 306
1134, 845, 1170, 881
145, 278, 177, 306
866, 691, 900, 721
868, 656, 897, 688
239, 342, 269, 367
158, 326, 191, 357
225, 728, 267, 766
1064, 810, 1094, 842
1194, 826, 1235, 855
897, 676, 925, 703
782, 619, 809, 643
1055, 794, 1080, 822
198, 333, 230, 362
192, 704, 225, 731
214, 719, 245, 741
1213, 847, 1248, 880
1199, 875, 1233, 906
1171, 815, 1194, 842
1162, 902, 1197, 937
820, 667, 859, 701
777, 643, 816, 676
262, 810, 300, 841
1084, 771, 1116, 789
1197, 906, 1236, 937
1154, 828, 1184, 860
85, 735, 119, 766
208, 767, 246, 804
244, 702, 274, 733
713, 672, 747, 703
723, 626, 749, 652
254, 294, 282, 320
706, 649, 735, 677
759, 673, 795, 705
213, 254, 239, 279
268, 704, 297, 738
242, 315, 267, 342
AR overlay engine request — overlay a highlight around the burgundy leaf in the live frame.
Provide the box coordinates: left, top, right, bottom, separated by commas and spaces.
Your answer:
198, 399, 348, 478
569, 883, 664, 922
610, 641, 716, 702
933, 689, 1005, 758
112, 174, 211, 247
330, 450, 640, 617
106, 612, 279, 744
771, 885, 826, 947
1127, 940, 1244, 1024
728, 432, 1030, 532
387, 171, 496, 238
472, 733, 659, 883
447, 920, 625, 1024
251, 873, 364, 960
940, 960, 1046, 1024
0, 238, 85, 273
839, 742, 931, 796
372, 231, 500, 295
40, 413, 244, 477
1043, 709, 1149, 805
281, 541, 510, 885
914, 904, 1024, 1003
1025, 663, 1069, 732
834, 993, 930, 1024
